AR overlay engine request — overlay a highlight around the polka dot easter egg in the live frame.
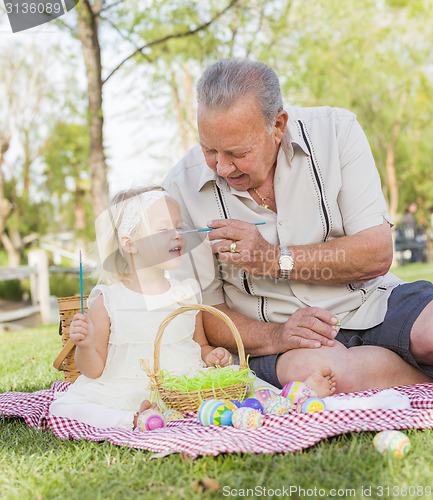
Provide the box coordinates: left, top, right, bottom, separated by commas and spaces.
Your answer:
164, 409, 184, 422
295, 396, 326, 413
332, 315, 341, 334
232, 407, 264, 428
137, 409, 166, 431
373, 430, 411, 457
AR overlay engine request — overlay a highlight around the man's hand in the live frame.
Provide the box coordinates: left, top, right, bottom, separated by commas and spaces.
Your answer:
207, 219, 279, 278
273, 307, 340, 351
204, 347, 234, 367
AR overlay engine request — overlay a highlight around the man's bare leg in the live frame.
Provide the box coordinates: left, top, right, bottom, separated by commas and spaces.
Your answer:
410, 300, 433, 365
276, 341, 433, 394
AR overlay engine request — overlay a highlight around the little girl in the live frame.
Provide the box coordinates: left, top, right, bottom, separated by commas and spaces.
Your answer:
49, 187, 233, 430
50, 187, 335, 430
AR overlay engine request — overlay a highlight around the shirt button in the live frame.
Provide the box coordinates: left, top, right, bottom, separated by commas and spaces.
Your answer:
278, 220, 283, 226
304, 296, 310, 301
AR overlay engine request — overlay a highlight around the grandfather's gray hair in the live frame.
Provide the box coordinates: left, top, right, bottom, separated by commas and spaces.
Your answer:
197, 59, 292, 159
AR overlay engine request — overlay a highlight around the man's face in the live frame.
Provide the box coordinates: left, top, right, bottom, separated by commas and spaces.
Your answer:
197, 94, 283, 191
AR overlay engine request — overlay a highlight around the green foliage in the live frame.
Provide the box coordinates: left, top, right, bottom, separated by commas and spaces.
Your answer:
49, 273, 95, 298
3, 0, 433, 253
0, 280, 24, 302
42, 120, 94, 241
254, 0, 433, 220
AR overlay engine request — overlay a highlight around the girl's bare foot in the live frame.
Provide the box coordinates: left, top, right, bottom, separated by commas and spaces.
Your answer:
304, 367, 336, 398
133, 400, 160, 428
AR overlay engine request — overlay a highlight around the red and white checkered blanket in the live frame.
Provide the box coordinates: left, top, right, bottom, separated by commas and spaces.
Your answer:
1, 381, 433, 458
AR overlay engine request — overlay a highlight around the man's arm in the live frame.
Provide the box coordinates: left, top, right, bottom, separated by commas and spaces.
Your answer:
203, 302, 338, 357
208, 218, 393, 285
288, 219, 393, 284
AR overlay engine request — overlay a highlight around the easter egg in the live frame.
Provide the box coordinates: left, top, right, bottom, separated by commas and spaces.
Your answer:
219, 409, 234, 426
295, 396, 326, 413
222, 399, 241, 411
198, 399, 232, 426
137, 409, 166, 431
262, 395, 291, 415
332, 315, 341, 334
373, 430, 411, 457
164, 409, 184, 422
252, 388, 277, 405
232, 407, 264, 428
240, 397, 264, 414
281, 381, 317, 406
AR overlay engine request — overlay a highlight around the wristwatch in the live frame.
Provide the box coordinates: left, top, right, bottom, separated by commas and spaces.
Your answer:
278, 247, 294, 279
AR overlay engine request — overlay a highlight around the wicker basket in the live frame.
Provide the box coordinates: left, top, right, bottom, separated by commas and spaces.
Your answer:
146, 304, 250, 412
53, 295, 88, 383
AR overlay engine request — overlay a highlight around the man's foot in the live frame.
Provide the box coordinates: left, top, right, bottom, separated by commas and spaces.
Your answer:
133, 400, 160, 428
304, 367, 336, 398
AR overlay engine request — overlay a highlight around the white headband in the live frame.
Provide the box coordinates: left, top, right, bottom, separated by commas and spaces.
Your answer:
116, 190, 171, 238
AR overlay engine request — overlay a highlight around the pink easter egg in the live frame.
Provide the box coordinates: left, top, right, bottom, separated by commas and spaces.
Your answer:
137, 409, 166, 431
281, 381, 316, 406
252, 388, 277, 405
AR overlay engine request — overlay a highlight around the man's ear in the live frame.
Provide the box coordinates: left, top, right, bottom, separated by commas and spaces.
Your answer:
119, 236, 137, 254
273, 110, 288, 144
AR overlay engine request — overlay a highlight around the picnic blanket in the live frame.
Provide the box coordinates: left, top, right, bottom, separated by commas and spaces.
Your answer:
1, 381, 433, 458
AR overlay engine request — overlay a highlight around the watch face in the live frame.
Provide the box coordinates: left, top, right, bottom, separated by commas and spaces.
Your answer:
280, 255, 294, 271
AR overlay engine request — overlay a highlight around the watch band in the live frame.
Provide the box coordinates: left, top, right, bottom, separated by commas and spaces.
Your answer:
278, 247, 294, 279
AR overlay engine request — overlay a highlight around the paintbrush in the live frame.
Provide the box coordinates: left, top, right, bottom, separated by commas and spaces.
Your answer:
79, 250, 84, 314
180, 222, 266, 235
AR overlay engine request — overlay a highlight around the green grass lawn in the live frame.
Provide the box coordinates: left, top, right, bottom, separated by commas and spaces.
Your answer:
2, 265, 433, 499
391, 261, 433, 283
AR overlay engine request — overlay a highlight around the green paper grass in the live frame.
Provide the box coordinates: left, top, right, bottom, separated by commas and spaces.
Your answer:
159, 362, 254, 399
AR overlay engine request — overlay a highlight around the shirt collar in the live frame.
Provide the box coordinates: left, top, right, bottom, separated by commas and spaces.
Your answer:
285, 116, 311, 158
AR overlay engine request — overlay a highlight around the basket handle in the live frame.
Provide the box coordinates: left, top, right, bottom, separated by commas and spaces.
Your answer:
53, 339, 75, 371
153, 304, 247, 384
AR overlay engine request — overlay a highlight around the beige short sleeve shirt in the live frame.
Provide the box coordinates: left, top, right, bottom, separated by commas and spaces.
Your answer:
163, 106, 402, 329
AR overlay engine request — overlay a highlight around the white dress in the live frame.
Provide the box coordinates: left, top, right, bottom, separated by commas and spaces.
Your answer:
49, 278, 206, 429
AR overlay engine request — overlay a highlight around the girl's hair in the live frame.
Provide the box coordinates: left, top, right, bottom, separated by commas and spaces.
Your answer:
197, 58, 292, 160
93, 186, 177, 284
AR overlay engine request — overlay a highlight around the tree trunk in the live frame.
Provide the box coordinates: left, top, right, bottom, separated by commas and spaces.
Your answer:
385, 141, 399, 222
183, 64, 196, 148
171, 69, 190, 154
1, 232, 21, 267
385, 91, 408, 222
0, 132, 11, 236
77, 0, 109, 219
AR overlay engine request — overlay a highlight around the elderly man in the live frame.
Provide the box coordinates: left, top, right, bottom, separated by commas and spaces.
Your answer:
163, 59, 433, 393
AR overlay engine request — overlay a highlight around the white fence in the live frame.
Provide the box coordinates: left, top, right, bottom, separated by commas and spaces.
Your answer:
0, 249, 82, 325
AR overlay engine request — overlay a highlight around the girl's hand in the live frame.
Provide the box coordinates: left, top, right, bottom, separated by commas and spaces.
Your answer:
205, 347, 233, 367
69, 313, 95, 348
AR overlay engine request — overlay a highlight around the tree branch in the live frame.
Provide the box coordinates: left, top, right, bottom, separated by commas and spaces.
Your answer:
102, 0, 240, 85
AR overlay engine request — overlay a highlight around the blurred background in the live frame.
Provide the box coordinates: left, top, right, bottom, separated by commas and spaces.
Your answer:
1, 0, 433, 328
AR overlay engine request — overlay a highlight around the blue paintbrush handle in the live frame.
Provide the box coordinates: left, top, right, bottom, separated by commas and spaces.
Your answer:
196, 222, 266, 233
79, 251, 84, 314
